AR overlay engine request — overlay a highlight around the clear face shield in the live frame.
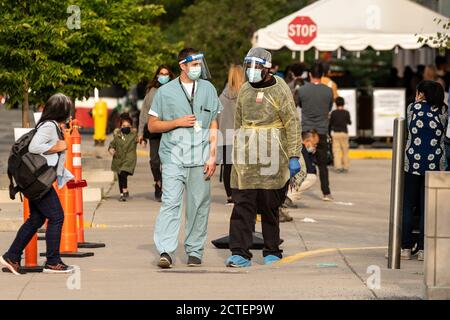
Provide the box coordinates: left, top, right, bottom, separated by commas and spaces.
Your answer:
179, 53, 211, 80
244, 56, 272, 83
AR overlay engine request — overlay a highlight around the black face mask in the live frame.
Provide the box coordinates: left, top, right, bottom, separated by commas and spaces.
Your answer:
121, 127, 131, 135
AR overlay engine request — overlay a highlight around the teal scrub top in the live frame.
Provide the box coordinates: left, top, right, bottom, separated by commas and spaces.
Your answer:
150, 77, 223, 167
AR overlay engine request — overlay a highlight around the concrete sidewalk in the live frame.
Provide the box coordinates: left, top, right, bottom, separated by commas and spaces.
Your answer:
0, 158, 424, 300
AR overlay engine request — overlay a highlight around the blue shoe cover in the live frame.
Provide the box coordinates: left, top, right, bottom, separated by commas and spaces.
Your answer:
263, 255, 281, 265
225, 255, 251, 268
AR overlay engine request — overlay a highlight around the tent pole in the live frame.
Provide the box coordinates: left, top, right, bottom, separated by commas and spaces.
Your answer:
300, 51, 305, 63
292, 51, 296, 60
315, 49, 319, 60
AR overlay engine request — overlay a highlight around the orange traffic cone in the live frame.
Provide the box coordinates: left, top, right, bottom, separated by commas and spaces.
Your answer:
71, 119, 105, 249
21, 198, 44, 273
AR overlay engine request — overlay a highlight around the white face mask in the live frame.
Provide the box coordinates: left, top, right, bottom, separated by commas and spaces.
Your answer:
246, 68, 263, 83
188, 66, 202, 80
306, 146, 316, 153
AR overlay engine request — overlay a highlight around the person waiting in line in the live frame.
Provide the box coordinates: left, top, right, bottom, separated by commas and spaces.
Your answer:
138, 65, 175, 202
284, 63, 307, 107
108, 113, 138, 202
424, 65, 446, 90
321, 62, 338, 100
1, 94, 75, 275
226, 48, 302, 268
298, 62, 334, 202
330, 97, 352, 173
402, 80, 448, 262
287, 130, 319, 202
218, 64, 245, 205
435, 55, 449, 89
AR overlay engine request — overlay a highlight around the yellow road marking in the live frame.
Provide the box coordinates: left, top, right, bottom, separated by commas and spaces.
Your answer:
276, 246, 387, 265
83, 222, 108, 229
137, 149, 148, 157
349, 150, 392, 159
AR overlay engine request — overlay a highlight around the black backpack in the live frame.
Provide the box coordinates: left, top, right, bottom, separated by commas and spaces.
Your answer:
7, 121, 63, 201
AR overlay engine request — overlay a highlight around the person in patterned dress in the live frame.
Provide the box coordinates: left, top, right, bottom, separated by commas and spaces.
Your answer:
402, 80, 448, 261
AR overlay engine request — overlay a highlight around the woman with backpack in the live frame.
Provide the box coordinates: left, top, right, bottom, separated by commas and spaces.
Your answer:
1, 93, 75, 275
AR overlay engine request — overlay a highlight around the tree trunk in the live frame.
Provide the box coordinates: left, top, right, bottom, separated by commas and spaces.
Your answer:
22, 80, 30, 128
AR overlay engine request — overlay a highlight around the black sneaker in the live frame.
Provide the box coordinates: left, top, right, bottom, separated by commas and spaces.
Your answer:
158, 253, 172, 269
187, 256, 202, 267
119, 195, 127, 202
43, 262, 74, 274
123, 191, 130, 198
283, 196, 298, 209
0, 255, 23, 275
279, 207, 293, 223
225, 199, 234, 206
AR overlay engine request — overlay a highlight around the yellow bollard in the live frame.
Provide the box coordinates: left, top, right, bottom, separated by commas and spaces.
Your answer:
92, 100, 107, 146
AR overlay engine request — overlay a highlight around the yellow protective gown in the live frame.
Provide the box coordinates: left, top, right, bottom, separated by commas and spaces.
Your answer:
231, 76, 303, 190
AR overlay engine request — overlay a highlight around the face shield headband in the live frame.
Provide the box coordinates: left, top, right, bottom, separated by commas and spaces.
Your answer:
179, 53, 211, 80
244, 56, 272, 83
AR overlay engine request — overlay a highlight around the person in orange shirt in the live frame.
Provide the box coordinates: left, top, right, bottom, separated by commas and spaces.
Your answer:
321, 62, 338, 100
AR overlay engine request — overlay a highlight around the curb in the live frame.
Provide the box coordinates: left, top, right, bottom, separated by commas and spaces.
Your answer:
0, 187, 103, 204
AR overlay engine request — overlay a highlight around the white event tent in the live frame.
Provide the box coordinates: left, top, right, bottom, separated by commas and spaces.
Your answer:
252, 0, 448, 53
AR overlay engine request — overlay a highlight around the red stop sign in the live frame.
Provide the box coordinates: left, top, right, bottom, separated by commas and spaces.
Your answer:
288, 16, 317, 45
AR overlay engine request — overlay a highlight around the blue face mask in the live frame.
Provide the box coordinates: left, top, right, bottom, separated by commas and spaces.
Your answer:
246, 68, 263, 83
188, 66, 202, 80
158, 75, 170, 85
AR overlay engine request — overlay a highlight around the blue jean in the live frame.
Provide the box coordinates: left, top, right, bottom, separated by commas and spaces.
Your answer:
402, 172, 425, 250
4, 188, 65, 265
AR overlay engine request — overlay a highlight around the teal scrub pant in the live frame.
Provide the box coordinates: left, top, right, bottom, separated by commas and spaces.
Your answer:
154, 164, 211, 260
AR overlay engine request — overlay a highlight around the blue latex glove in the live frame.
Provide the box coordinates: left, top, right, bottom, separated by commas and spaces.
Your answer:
289, 157, 301, 177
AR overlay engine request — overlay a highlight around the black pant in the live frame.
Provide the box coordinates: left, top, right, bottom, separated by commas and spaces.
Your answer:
150, 138, 162, 183
118, 171, 130, 194
402, 172, 425, 250
222, 146, 232, 198
4, 188, 64, 265
315, 134, 331, 195
229, 184, 288, 260
223, 165, 232, 198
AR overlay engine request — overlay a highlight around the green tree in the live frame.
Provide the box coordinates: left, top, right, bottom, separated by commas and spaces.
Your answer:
176, 0, 312, 88
0, 0, 179, 127
417, 17, 450, 54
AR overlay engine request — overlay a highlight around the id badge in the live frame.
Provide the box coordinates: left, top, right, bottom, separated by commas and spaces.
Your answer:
194, 120, 202, 132
256, 92, 264, 103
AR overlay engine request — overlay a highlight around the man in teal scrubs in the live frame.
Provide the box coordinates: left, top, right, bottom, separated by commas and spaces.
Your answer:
148, 48, 222, 268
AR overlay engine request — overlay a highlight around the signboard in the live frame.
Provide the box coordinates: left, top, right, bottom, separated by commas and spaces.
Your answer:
288, 16, 317, 45
14, 128, 33, 142
33, 112, 42, 125
335, 89, 357, 137
373, 89, 406, 137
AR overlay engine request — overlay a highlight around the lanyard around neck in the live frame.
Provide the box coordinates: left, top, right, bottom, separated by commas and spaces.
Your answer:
179, 78, 196, 113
